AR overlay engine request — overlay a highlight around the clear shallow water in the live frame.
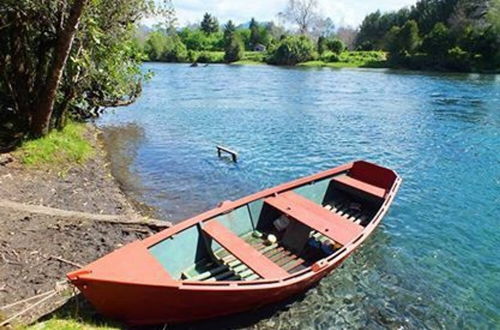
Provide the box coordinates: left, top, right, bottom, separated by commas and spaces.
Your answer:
98, 63, 500, 329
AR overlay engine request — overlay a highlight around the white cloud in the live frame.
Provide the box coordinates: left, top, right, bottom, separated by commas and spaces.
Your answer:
146, 0, 418, 28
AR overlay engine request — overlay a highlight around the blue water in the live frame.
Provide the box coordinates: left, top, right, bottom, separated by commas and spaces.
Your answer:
98, 63, 500, 329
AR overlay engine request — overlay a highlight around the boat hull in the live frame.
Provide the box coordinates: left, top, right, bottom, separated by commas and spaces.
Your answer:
75, 257, 348, 325
68, 160, 401, 325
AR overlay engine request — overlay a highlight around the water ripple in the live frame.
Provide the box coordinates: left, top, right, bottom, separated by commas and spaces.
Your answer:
99, 64, 500, 328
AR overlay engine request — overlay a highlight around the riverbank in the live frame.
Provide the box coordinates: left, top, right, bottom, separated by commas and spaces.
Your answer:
0, 124, 169, 328
148, 50, 388, 69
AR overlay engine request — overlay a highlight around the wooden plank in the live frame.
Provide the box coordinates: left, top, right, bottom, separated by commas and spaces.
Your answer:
216, 145, 238, 162
332, 174, 386, 199
202, 220, 289, 279
265, 192, 363, 246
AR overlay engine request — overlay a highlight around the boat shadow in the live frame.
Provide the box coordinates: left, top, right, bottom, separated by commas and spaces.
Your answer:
40, 287, 314, 329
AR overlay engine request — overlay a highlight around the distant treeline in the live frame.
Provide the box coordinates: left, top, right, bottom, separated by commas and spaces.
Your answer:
137, 0, 499, 72
135, 14, 359, 66
355, 0, 500, 71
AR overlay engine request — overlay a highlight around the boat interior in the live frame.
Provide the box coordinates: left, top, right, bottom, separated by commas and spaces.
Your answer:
149, 162, 395, 283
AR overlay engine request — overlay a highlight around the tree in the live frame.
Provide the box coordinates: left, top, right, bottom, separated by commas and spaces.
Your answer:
422, 22, 453, 57
0, 0, 155, 140
399, 20, 420, 54
249, 18, 260, 48
267, 35, 316, 65
223, 20, 237, 45
30, 0, 88, 137
201, 12, 219, 34
317, 36, 328, 54
224, 35, 244, 62
336, 26, 358, 50
386, 20, 421, 63
278, 0, 322, 35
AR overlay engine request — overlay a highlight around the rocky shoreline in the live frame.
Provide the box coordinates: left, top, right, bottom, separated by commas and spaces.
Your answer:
0, 125, 169, 327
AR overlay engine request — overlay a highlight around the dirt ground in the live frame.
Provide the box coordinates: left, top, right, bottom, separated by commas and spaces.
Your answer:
0, 126, 168, 327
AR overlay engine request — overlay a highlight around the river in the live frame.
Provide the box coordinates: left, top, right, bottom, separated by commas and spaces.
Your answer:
98, 63, 499, 328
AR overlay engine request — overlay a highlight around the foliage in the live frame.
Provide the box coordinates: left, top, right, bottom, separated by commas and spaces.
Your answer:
356, 9, 411, 50
356, 0, 499, 72
318, 37, 345, 54
300, 51, 387, 68
446, 46, 471, 70
196, 51, 225, 63
178, 28, 224, 51
0, 0, 154, 141
224, 35, 245, 62
327, 38, 345, 54
144, 32, 187, 62
223, 20, 237, 46
200, 12, 219, 34
14, 121, 93, 166
267, 35, 316, 65
421, 23, 453, 58
249, 18, 260, 48
317, 36, 328, 54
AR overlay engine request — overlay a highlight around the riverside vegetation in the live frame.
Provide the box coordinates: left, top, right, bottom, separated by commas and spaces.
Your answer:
1, 0, 499, 147
138, 0, 499, 72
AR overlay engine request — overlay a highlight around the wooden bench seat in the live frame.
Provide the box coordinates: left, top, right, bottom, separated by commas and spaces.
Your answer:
332, 174, 386, 199
202, 220, 289, 279
265, 191, 363, 246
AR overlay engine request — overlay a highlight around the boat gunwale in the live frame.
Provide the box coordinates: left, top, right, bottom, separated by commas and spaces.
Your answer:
178, 173, 402, 289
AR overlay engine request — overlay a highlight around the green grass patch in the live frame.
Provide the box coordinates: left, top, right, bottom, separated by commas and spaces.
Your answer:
230, 60, 264, 65
15, 122, 94, 167
28, 319, 118, 330
299, 51, 388, 68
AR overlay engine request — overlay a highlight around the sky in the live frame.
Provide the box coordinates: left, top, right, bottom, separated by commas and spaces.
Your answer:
144, 0, 418, 29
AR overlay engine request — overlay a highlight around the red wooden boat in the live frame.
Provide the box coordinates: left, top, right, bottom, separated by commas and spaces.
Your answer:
67, 160, 401, 325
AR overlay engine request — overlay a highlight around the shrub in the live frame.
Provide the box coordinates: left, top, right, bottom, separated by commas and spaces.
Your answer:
267, 35, 316, 65
327, 38, 345, 54
320, 51, 340, 62
446, 46, 471, 71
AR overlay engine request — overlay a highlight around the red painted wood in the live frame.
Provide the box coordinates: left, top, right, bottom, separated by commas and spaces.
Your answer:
265, 191, 363, 246
332, 174, 386, 198
67, 161, 402, 325
349, 160, 397, 190
202, 220, 289, 279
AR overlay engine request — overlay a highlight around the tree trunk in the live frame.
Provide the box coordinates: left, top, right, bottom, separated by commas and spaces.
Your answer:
30, 0, 87, 137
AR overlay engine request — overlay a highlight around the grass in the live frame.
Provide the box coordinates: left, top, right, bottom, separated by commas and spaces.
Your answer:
14, 122, 94, 167
299, 51, 388, 69
28, 319, 118, 330
230, 59, 264, 65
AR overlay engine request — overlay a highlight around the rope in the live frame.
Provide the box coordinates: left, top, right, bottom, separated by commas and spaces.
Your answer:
0, 280, 71, 327
0, 290, 55, 310
0, 290, 58, 327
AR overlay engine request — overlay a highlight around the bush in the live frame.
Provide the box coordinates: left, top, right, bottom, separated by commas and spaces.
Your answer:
267, 35, 316, 65
224, 36, 244, 62
446, 46, 471, 71
327, 38, 345, 54
320, 51, 340, 62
